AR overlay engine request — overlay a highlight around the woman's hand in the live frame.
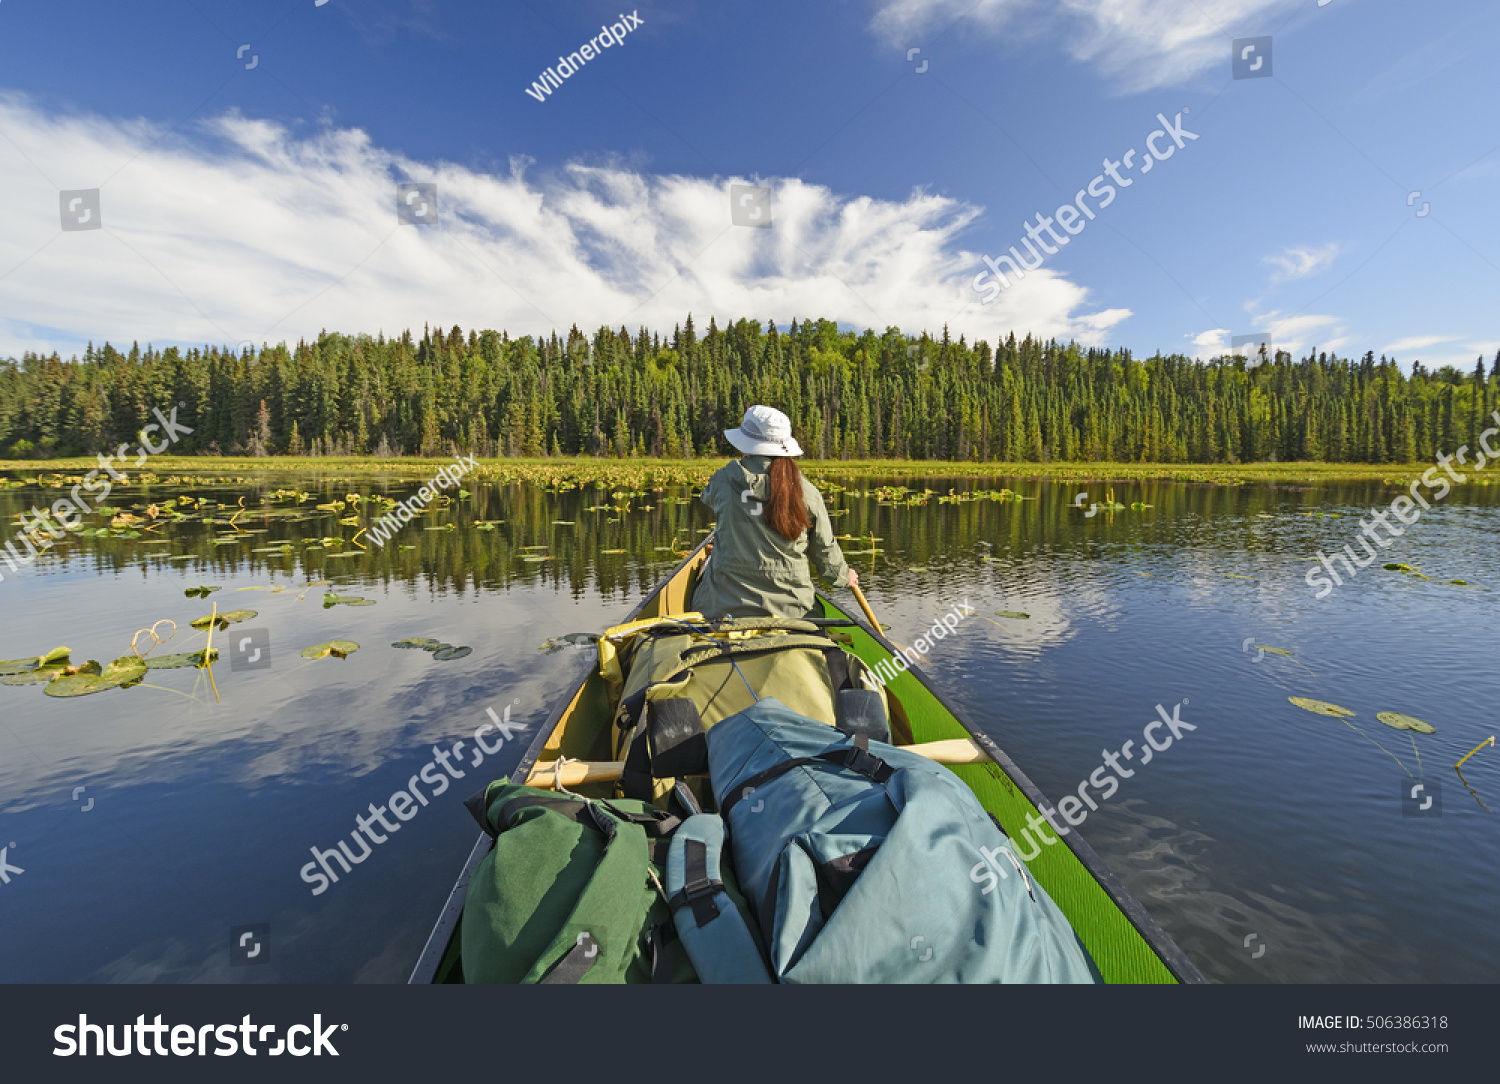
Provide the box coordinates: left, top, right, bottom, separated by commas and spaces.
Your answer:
847, 568, 859, 589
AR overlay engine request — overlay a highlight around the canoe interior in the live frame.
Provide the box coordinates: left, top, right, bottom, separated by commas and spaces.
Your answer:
411, 543, 1202, 984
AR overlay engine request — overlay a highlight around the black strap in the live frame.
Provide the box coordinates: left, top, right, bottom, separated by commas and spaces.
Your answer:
647, 924, 676, 984
720, 745, 896, 817
824, 647, 853, 692
540, 933, 600, 984
667, 839, 723, 926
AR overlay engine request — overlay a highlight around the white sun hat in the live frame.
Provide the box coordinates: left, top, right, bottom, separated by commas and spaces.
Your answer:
725, 405, 803, 457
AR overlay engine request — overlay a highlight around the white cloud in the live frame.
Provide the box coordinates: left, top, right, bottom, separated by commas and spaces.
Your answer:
1262, 313, 1347, 359
867, 0, 1305, 93
1382, 335, 1456, 354
1191, 312, 1350, 360
0, 94, 1127, 359
1264, 243, 1339, 283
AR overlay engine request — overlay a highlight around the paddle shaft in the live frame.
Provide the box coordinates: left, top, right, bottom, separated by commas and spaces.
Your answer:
526, 736, 991, 790
849, 581, 927, 664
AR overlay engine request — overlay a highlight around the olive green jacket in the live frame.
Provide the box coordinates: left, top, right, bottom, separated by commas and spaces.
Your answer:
690, 455, 851, 620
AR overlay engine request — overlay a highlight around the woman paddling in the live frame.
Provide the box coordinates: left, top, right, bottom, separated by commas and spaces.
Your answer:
691, 405, 857, 620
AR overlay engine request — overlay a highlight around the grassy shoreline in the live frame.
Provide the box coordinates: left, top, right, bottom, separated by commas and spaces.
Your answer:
0, 455, 1451, 487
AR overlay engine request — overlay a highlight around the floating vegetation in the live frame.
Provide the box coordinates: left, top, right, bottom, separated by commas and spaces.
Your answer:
1254, 645, 1295, 656
541, 633, 599, 652
521, 555, 553, 563
183, 585, 220, 598
1381, 562, 1431, 579
1130, 502, 1152, 510
0, 646, 71, 678
45, 655, 147, 697
994, 611, 1030, 619
302, 640, 360, 659
143, 649, 217, 669
190, 609, 257, 630
323, 594, 375, 607
391, 637, 472, 660
600, 548, 627, 554
1377, 712, 1436, 735
1289, 697, 1356, 718
552, 520, 576, 525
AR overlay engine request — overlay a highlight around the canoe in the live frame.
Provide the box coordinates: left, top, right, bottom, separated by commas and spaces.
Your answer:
409, 540, 1205, 984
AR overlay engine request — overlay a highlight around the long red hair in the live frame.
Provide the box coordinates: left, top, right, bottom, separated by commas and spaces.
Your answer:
764, 456, 811, 542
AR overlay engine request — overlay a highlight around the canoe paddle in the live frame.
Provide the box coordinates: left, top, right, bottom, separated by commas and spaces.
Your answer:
527, 736, 993, 790
849, 581, 928, 664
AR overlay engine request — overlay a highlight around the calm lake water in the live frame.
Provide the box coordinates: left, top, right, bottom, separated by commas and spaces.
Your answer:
1, 468, 1496, 983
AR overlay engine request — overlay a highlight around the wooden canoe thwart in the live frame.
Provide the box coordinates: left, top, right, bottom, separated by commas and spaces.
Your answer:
524, 737, 994, 790
409, 539, 1205, 985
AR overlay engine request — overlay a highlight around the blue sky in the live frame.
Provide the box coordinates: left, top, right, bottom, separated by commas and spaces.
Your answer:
0, 0, 1496, 369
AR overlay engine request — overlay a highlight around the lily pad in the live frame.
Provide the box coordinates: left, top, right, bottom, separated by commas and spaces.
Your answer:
431, 645, 473, 661
143, 649, 218, 669
1254, 645, 1295, 656
392, 638, 442, 650
302, 640, 360, 660
1376, 712, 1436, 734
1289, 697, 1356, 718
189, 609, 257, 630
323, 594, 375, 607
0, 646, 69, 676
600, 549, 628, 554
45, 655, 147, 697
184, 585, 220, 598
521, 555, 552, 563
995, 611, 1030, 619
541, 633, 600, 651
3, 662, 77, 685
